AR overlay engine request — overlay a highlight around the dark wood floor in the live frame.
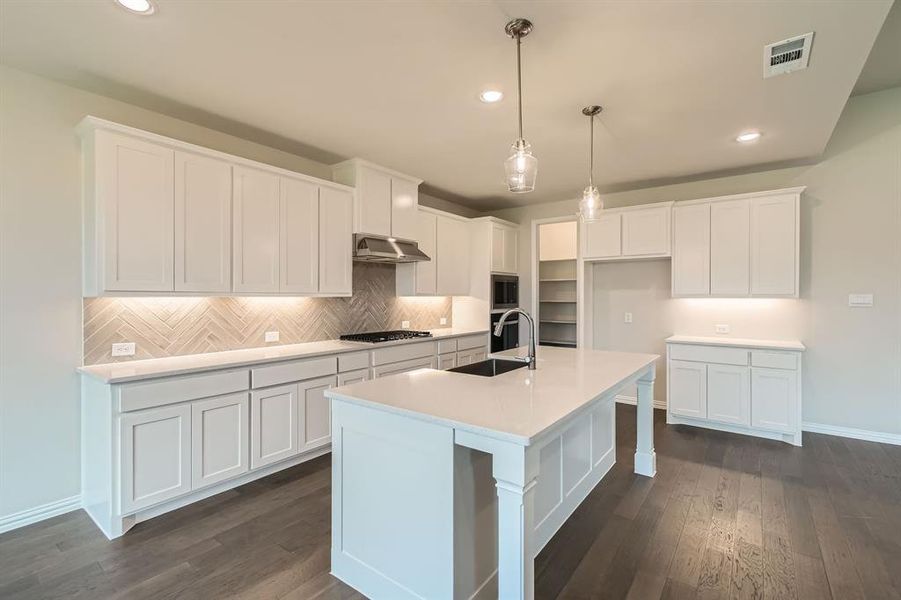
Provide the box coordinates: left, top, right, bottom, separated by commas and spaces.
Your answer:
2, 405, 900, 599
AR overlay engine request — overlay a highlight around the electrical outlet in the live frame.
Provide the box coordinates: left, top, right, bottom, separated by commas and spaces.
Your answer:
848, 293, 873, 307
440, 317, 447, 325
265, 331, 280, 343
111, 342, 135, 357
715, 324, 731, 334
401, 321, 410, 329
624, 312, 633, 324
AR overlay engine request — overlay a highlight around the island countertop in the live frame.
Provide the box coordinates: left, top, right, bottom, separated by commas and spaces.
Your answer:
326, 345, 658, 445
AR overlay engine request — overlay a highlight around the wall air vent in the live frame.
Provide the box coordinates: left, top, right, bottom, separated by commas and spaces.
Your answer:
763, 32, 814, 78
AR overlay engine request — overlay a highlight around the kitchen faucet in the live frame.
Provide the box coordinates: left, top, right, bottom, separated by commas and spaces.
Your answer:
494, 308, 536, 370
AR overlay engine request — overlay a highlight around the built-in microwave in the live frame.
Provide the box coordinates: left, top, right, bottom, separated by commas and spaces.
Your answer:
491, 274, 519, 310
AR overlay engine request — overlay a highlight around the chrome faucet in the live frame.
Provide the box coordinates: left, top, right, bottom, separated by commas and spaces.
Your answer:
494, 308, 536, 370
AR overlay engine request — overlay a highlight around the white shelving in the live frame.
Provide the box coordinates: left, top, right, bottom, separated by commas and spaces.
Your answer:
537, 221, 578, 348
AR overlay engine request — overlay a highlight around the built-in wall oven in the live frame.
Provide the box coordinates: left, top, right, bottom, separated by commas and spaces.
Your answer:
491, 274, 519, 311
490, 311, 520, 353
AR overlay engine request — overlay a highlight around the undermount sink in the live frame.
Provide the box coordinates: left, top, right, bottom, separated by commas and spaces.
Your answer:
447, 358, 529, 377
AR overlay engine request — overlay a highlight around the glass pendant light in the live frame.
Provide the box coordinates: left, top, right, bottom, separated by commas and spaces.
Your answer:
579, 105, 604, 222
504, 18, 537, 193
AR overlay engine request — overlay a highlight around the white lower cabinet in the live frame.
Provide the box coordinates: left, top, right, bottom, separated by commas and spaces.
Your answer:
120, 404, 192, 514
666, 339, 803, 445
250, 384, 299, 469
372, 356, 437, 378
298, 375, 336, 453
438, 353, 456, 370
455, 348, 487, 366
337, 368, 370, 386
751, 367, 797, 433
191, 392, 250, 489
706, 364, 750, 426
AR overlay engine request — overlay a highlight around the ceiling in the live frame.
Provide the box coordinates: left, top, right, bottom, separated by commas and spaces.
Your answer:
0, 1, 893, 210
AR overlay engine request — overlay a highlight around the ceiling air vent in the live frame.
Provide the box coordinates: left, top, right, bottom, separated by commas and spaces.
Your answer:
763, 32, 814, 78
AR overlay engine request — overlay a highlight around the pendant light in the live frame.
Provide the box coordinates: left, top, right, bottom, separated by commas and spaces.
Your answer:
503, 18, 537, 193
579, 105, 604, 222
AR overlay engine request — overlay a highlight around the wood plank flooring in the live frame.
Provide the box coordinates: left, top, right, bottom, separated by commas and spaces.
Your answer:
2, 404, 899, 599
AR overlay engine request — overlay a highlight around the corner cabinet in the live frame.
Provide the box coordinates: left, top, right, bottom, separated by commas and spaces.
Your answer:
666, 338, 804, 446
581, 202, 672, 261
331, 158, 422, 242
671, 188, 802, 298
396, 208, 471, 296
78, 116, 354, 297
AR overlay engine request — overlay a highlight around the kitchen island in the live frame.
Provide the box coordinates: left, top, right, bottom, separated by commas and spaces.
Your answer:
325, 345, 658, 600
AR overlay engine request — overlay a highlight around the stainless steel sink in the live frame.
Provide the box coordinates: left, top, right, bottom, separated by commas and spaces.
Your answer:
447, 358, 529, 377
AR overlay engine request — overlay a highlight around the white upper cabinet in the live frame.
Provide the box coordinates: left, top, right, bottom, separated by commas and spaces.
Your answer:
436, 213, 470, 296
233, 166, 281, 293
80, 117, 355, 297
750, 194, 798, 297
174, 151, 232, 293
397, 211, 438, 296
319, 187, 354, 295
671, 188, 802, 298
491, 223, 518, 274
672, 203, 711, 296
332, 159, 422, 241
280, 177, 319, 294
89, 130, 175, 293
581, 202, 672, 261
710, 199, 750, 296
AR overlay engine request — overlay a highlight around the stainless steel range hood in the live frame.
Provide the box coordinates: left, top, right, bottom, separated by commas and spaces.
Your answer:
352, 233, 431, 264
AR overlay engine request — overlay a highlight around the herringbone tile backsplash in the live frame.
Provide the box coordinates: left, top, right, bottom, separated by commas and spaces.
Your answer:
84, 262, 453, 364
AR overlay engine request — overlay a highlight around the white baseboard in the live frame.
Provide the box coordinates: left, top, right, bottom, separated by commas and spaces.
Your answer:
802, 421, 901, 446
0, 494, 82, 535
615, 394, 667, 411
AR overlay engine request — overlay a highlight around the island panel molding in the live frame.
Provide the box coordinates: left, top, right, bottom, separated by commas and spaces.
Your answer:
84, 262, 451, 364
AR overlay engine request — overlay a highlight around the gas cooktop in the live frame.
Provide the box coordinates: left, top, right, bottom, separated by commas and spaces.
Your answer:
340, 330, 433, 344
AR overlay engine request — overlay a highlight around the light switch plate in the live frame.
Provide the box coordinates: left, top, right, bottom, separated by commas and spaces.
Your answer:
111, 342, 135, 357
848, 293, 873, 307
440, 317, 447, 325
715, 324, 731, 334
401, 321, 410, 329
624, 312, 633, 324
265, 331, 280, 343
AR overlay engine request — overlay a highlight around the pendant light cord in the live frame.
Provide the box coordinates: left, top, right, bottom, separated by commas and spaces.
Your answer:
516, 35, 523, 141
588, 114, 594, 188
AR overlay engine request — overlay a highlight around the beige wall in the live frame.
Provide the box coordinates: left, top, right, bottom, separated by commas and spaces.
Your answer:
491, 85, 901, 436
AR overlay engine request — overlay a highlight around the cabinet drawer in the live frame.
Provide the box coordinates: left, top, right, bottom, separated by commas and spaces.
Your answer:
251, 356, 337, 389
751, 351, 798, 370
371, 341, 437, 366
338, 351, 370, 372
437, 338, 458, 354
456, 334, 488, 351
372, 356, 436, 378
119, 369, 249, 412
668, 344, 748, 366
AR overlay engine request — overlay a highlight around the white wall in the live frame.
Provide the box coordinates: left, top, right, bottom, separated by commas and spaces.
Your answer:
491, 85, 901, 437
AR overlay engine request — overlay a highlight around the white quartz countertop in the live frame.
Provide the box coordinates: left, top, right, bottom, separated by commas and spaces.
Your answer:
326, 346, 658, 445
78, 328, 489, 384
665, 335, 805, 351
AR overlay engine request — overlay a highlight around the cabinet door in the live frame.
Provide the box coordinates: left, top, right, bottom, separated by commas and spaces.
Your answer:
391, 177, 419, 241
438, 353, 456, 370
672, 204, 710, 296
97, 131, 174, 292
414, 211, 438, 295
233, 167, 280, 293
191, 393, 249, 489
583, 213, 621, 259
710, 199, 750, 296
668, 360, 707, 418
174, 151, 231, 292
372, 356, 436, 378
504, 226, 519, 273
456, 349, 480, 367
751, 367, 797, 433
250, 384, 299, 469
750, 195, 798, 297
491, 225, 506, 272
337, 368, 371, 385
436, 215, 470, 296
356, 165, 392, 236
298, 375, 336, 453
622, 206, 670, 256
707, 364, 750, 426
280, 177, 319, 294
120, 404, 191, 514
319, 187, 353, 295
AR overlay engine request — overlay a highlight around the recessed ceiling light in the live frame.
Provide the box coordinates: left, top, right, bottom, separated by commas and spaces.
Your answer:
115, 0, 155, 14
736, 131, 762, 143
479, 90, 503, 103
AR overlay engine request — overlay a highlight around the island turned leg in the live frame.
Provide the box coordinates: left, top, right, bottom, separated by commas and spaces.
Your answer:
634, 364, 657, 477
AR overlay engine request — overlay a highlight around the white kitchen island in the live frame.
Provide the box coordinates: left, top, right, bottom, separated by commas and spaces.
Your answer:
325, 345, 658, 600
